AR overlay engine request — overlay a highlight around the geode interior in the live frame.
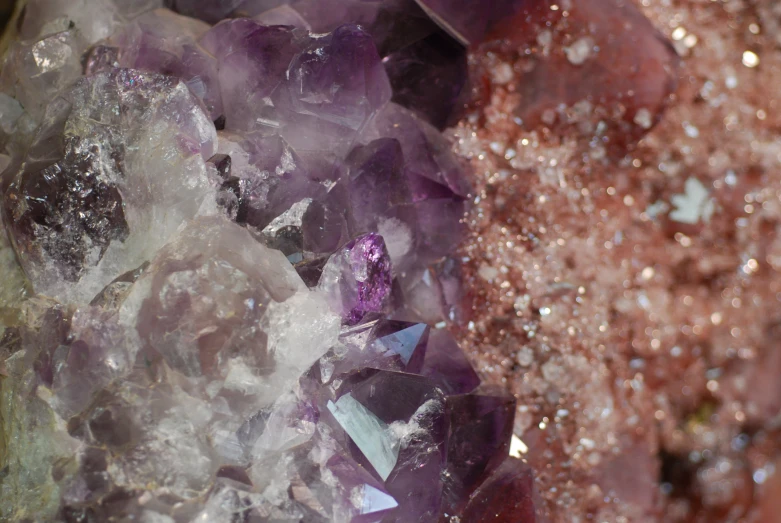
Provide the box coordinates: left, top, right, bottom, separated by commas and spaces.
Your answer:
0, 1, 537, 521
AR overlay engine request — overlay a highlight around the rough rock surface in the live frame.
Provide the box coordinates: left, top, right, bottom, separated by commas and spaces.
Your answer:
455, 0, 781, 520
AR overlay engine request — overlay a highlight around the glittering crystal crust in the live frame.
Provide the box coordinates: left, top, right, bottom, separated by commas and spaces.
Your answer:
0, 1, 535, 522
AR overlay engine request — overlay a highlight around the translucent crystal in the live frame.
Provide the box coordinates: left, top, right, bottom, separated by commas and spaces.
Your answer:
20, 0, 125, 44
2, 69, 216, 304
1, 30, 84, 120
107, 8, 223, 119
319, 233, 393, 324
327, 392, 400, 481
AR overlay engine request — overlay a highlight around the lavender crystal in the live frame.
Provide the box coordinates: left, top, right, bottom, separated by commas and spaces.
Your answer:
0, 1, 538, 522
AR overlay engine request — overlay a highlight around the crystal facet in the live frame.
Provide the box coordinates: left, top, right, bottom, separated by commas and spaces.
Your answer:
413, 0, 526, 45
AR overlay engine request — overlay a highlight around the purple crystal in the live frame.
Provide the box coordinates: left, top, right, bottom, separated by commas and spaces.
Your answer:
343, 233, 393, 323
274, 23, 392, 166
344, 138, 416, 261
382, 31, 468, 129
300, 187, 351, 253
0, 1, 526, 521
393, 267, 446, 324
328, 369, 447, 521
315, 319, 430, 386
108, 9, 224, 119
320, 233, 393, 325
376, 103, 470, 199
394, 255, 469, 325
414, 0, 526, 45
459, 458, 541, 522
442, 393, 516, 513
345, 139, 408, 225
371, 104, 470, 261
248, 0, 469, 128
325, 453, 401, 522
371, 0, 469, 128
369, 319, 430, 373
200, 20, 298, 132
340, 120, 471, 272
421, 328, 480, 394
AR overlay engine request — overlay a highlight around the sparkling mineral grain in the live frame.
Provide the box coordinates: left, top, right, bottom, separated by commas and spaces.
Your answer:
453, 0, 781, 517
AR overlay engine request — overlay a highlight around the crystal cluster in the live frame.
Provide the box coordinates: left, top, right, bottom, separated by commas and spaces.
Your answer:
0, 1, 535, 521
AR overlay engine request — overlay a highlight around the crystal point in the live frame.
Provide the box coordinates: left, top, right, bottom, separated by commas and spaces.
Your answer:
443, 393, 516, 512
320, 233, 393, 325
421, 328, 480, 394
371, 320, 429, 372
414, 0, 525, 45
459, 458, 541, 522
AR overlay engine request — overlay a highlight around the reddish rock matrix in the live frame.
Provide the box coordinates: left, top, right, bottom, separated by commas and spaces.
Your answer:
454, 0, 781, 520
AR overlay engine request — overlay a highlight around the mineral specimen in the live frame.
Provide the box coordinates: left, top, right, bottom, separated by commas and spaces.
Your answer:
0, 1, 535, 521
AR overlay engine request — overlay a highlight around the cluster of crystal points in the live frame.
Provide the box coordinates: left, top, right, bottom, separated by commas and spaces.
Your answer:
0, 0, 536, 521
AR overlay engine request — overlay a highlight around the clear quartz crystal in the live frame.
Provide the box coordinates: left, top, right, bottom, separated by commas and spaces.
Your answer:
3, 69, 216, 304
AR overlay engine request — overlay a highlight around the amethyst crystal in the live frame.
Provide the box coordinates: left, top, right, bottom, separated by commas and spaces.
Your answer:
106, 9, 224, 119
0, 1, 538, 522
413, 0, 527, 45
320, 233, 394, 325
328, 369, 448, 521
371, 0, 469, 128
421, 327, 481, 394
442, 393, 516, 513
311, 319, 430, 385
199, 19, 298, 132
459, 458, 541, 522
